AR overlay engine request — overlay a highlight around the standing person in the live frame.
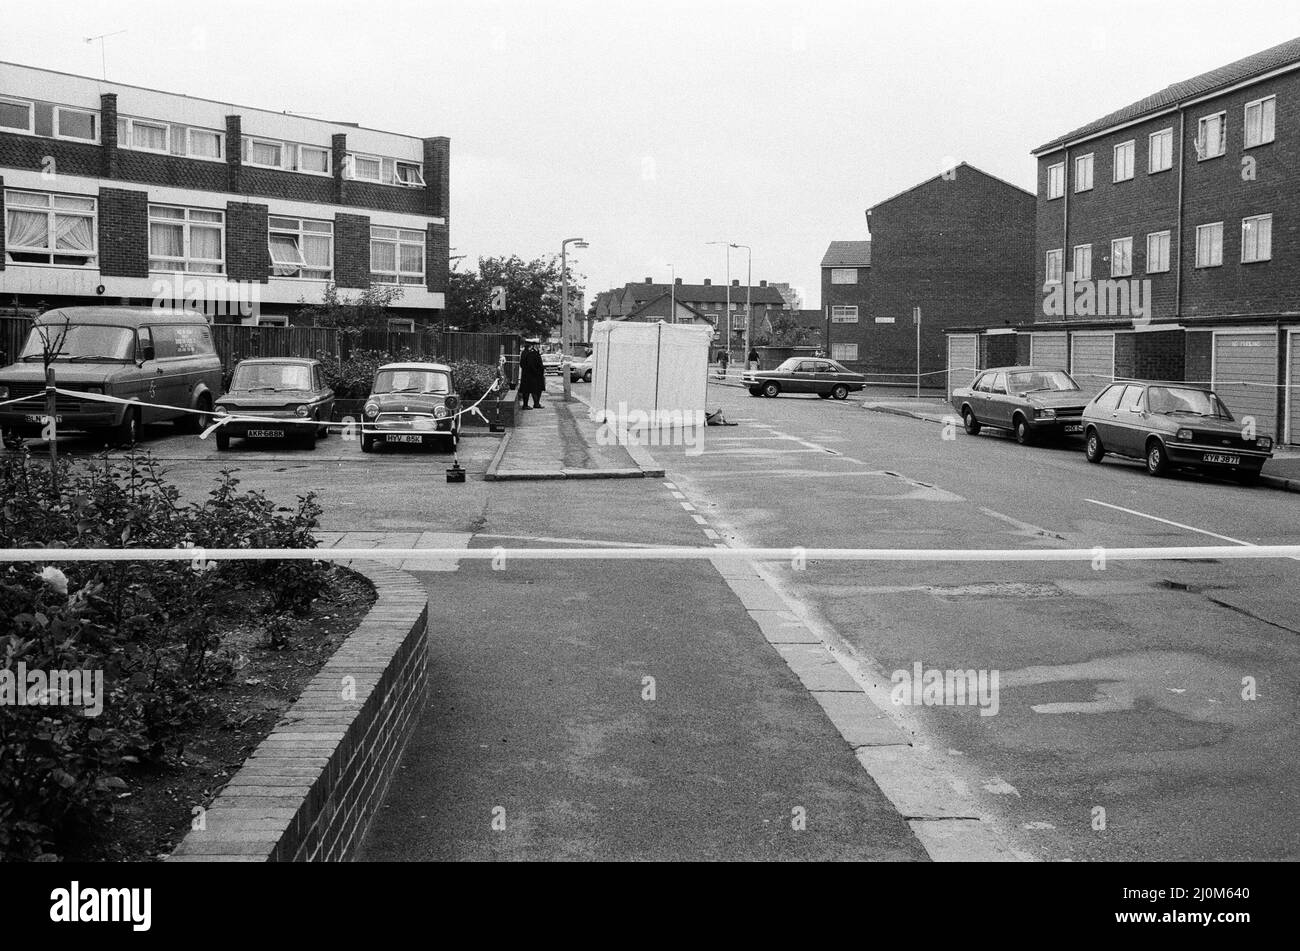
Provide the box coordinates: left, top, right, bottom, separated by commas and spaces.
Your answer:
717, 349, 730, 380
519, 340, 545, 410
747, 347, 759, 372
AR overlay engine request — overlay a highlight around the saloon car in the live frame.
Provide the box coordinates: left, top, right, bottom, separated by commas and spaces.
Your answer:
360, 362, 461, 453
743, 357, 866, 400
568, 354, 594, 383
212, 358, 334, 451
951, 366, 1088, 444
1081, 381, 1273, 483
542, 351, 564, 375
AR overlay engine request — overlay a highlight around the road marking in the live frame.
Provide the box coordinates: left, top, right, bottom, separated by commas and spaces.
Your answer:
680, 501, 697, 512
703, 528, 720, 539
690, 514, 709, 525
671, 490, 686, 499
662, 481, 678, 489
1085, 499, 1253, 546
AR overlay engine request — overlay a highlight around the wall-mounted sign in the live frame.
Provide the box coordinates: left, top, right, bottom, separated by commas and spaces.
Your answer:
875, 316, 895, 324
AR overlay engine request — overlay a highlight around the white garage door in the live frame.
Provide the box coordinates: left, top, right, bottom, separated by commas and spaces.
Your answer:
948, 334, 977, 397
1288, 331, 1300, 445
1030, 332, 1067, 370
1214, 331, 1278, 440
1070, 333, 1115, 396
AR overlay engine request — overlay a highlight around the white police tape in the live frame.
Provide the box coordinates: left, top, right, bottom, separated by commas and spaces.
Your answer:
0, 392, 44, 409
1, 543, 1298, 564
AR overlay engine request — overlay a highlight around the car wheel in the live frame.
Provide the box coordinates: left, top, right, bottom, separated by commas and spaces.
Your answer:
361, 433, 374, 453
962, 408, 981, 436
831, 384, 849, 401
1145, 438, 1167, 477
109, 408, 141, 447
748, 386, 763, 397
1236, 468, 1260, 486
817, 392, 830, 400
1013, 414, 1033, 446
176, 394, 211, 434
762, 381, 781, 398
1085, 429, 1105, 463
215, 431, 230, 452
583, 370, 592, 383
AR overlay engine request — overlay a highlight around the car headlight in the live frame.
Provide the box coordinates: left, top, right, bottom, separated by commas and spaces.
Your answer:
84, 385, 103, 395
215, 405, 228, 417
294, 405, 310, 418
1257, 436, 1273, 450
433, 405, 448, 418
363, 402, 379, 418
1034, 407, 1056, 418
1176, 428, 1193, 441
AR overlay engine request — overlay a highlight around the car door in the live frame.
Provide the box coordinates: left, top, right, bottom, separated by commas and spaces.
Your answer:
814, 361, 838, 394
964, 372, 990, 417
985, 372, 1011, 427
1113, 384, 1148, 456
789, 361, 816, 393
1088, 383, 1127, 450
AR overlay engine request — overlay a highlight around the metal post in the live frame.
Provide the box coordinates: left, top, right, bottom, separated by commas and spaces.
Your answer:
45, 365, 56, 471
914, 306, 922, 398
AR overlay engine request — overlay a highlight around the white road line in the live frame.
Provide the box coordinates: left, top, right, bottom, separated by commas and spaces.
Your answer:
662, 481, 678, 489
681, 502, 697, 512
703, 528, 721, 539
691, 514, 709, 525
1085, 499, 1254, 546
671, 491, 687, 499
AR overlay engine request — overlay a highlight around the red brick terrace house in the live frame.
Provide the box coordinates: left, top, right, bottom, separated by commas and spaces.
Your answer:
0, 61, 449, 328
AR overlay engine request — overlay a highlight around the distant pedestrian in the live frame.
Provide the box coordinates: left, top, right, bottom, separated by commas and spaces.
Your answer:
717, 350, 729, 379
519, 341, 545, 409
747, 347, 759, 371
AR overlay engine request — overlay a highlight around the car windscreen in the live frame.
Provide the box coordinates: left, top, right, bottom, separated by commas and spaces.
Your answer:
19, 324, 135, 362
232, 363, 312, 391
372, 369, 450, 394
1146, 386, 1232, 419
1007, 370, 1079, 393
777, 358, 801, 371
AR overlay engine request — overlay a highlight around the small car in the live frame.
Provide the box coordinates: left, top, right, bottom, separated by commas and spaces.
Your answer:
360, 362, 461, 453
1081, 381, 1273, 483
212, 357, 334, 451
541, 351, 564, 375
951, 366, 1088, 444
0, 306, 222, 446
742, 357, 865, 400
568, 354, 594, 383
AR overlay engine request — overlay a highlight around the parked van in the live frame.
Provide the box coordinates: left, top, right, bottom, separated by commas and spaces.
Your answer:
0, 306, 222, 445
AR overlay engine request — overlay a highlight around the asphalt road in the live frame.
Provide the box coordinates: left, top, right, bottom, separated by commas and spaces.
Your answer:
648, 382, 1300, 861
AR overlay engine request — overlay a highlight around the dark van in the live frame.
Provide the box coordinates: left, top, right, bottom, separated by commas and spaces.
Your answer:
0, 306, 223, 445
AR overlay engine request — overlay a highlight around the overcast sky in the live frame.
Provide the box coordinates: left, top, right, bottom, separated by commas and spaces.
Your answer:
6, 0, 1300, 308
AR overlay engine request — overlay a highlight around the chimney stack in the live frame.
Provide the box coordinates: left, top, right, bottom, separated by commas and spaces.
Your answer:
732, 279, 740, 286
645, 277, 653, 283
760, 280, 767, 287
703, 278, 712, 285
674, 277, 682, 285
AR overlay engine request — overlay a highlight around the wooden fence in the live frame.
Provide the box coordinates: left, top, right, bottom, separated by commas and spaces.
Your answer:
0, 311, 39, 366
210, 324, 339, 374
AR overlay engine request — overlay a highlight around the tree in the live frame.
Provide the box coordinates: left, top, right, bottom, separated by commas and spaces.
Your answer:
754, 309, 815, 347
294, 283, 404, 338
445, 254, 583, 339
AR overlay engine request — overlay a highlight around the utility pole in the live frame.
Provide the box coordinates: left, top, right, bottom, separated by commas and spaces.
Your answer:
706, 241, 732, 367
913, 305, 922, 398
732, 243, 752, 368
560, 237, 588, 400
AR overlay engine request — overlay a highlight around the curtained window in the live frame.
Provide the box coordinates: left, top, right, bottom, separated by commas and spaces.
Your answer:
370, 226, 424, 285
148, 205, 224, 273
268, 217, 332, 280
4, 190, 96, 266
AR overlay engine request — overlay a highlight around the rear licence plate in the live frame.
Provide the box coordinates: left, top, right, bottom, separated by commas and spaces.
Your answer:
386, 434, 423, 444
1202, 453, 1240, 465
1062, 424, 1083, 433
247, 429, 283, 438
24, 414, 61, 423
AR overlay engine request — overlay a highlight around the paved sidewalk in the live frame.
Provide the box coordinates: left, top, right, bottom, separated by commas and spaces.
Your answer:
861, 397, 1300, 488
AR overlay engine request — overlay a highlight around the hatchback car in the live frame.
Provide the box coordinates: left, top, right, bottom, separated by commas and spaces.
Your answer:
568, 354, 594, 383
361, 362, 461, 453
743, 357, 865, 400
212, 358, 334, 451
1081, 381, 1273, 483
951, 366, 1088, 444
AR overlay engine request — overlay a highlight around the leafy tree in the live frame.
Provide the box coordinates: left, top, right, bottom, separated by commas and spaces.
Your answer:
754, 310, 816, 347
445, 254, 583, 339
294, 283, 404, 338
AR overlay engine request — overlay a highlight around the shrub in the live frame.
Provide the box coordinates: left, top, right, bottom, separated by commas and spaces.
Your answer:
316, 349, 502, 402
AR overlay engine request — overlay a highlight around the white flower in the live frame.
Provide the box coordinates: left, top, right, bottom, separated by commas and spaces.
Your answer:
37, 566, 69, 596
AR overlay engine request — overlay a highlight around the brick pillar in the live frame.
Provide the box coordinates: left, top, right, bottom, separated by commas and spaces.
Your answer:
98, 188, 150, 278
100, 93, 118, 179
226, 202, 270, 283
426, 222, 448, 295
334, 213, 371, 289
0, 177, 6, 272
422, 136, 449, 220
332, 133, 348, 205
226, 115, 242, 194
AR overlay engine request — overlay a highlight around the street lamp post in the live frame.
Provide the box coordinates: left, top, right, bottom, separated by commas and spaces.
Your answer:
560, 237, 588, 401
731, 243, 752, 368
667, 263, 675, 323
706, 241, 732, 367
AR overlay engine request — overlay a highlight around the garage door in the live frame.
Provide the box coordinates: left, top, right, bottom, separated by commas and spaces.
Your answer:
948, 334, 977, 397
1070, 333, 1115, 396
1288, 331, 1300, 445
1029, 332, 1067, 370
1214, 331, 1278, 440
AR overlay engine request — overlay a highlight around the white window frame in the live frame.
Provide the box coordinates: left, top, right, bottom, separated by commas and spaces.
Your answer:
831, 343, 858, 362
1241, 214, 1272, 263
1196, 112, 1226, 160
1074, 153, 1094, 192
1072, 244, 1092, 281
1244, 95, 1276, 148
53, 105, 99, 144
1146, 231, 1171, 274
1046, 162, 1064, 199
830, 305, 859, 323
370, 226, 426, 286
295, 144, 332, 176
1110, 237, 1133, 277
830, 267, 858, 284
147, 204, 226, 274
181, 128, 224, 162
346, 152, 384, 182
1045, 248, 1063, 285
1148, 128, 1174, 173
394, 161, 426, 187
1195, 221, 1224, 268
0, 96, 35, 134
1113, 140, 1135, 182
245, 137, 286, 170
268, 216, 334, 281
126, 118, 171, 154
3, 189, 98, 268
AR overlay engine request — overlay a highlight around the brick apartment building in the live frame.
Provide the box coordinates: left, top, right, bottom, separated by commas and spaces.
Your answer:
946, 35, 1300, 445
822, 163, 1035, 381
591, 277, 790, 352
0, 61, 449, 327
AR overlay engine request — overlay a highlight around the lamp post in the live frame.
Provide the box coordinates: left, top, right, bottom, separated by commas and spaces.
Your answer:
731, 243, 751, 368
706, 241, 732, 366
560, 237, 588, 353
667, 263, 675, 323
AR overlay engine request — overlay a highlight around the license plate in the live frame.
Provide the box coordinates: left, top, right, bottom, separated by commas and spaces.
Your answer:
247, 429, 283, 438
24, 414, 61, 423
386, 434, 423, 444
1062, 424, 1083, 433
1202, 453, 1240, 465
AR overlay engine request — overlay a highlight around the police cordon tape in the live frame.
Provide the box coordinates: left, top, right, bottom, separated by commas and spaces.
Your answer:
2, 544, 1299, 563
19, 379, 506, 438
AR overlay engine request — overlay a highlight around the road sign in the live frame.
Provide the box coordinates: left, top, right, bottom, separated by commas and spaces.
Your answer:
491, 286, 506, 311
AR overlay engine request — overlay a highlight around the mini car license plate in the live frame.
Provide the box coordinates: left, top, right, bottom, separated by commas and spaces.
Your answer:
247, 429, 283, 438
24, 414, 62, 423
1062, 424, 1083, 433
386, 434, 423, 443
1202, 452, 1239, 465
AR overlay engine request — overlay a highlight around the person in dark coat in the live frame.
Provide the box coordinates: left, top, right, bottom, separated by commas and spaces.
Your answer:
519, 342, 545, 409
